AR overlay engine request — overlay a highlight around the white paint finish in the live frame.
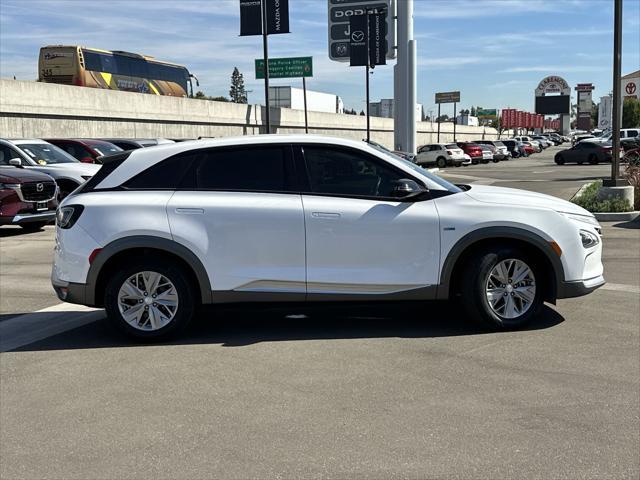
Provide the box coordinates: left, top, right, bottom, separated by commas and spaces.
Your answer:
72, 191, 175, 246
302, 195, 440, 291
434, 185, 604, 283
167, 192, 306, 292
0, 304, 102, 352
52, 222, 101, 284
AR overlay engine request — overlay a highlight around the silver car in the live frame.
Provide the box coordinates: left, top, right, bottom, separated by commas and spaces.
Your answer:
0, 139, 100, 198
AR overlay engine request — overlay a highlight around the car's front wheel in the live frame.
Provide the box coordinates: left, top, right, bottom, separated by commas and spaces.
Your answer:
460, 247, 543, 330
104, 260, 196, 340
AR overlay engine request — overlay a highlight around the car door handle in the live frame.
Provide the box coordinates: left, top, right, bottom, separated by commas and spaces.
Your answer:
312, 212, 341, 218
175, 208, 204, 215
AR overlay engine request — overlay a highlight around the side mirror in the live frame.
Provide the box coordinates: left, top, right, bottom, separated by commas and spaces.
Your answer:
391, 179, 425, 199
80, 156, 94, 163
9, 158, 22, 167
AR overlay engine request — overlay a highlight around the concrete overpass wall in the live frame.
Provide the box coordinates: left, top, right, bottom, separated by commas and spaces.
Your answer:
1, 79, 498, 146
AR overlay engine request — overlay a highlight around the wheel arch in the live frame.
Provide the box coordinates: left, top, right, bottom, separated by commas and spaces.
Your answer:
439, 227, 565, 304
87, 236, 212, 307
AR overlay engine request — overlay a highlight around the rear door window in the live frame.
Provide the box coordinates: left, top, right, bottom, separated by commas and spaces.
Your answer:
195, 146, 289, 192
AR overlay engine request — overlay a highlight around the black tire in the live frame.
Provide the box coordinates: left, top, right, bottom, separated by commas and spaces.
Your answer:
588, 154, 598, 165
460, 246, 543, 330
19, 222, 47, 231
436, 157, 447, 168
555, 154, 565, 165
104, 258, 196, 341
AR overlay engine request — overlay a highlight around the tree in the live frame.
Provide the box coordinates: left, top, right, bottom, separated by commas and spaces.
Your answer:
359, 110, 365, 116
229, 67, 247, 104
344, 108, 357, 115
470, 106, 477, 117
194, 91, 230, 102
436, 114, 449, 122
622, 98, 640, 129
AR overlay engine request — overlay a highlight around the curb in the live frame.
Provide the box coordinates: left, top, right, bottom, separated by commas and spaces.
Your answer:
594, 211, 640, 222
571, 181, 596, 201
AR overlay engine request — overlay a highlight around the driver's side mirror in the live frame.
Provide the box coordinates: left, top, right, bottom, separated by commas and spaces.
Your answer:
9, 158, 22, 167
391, 179, 425, 199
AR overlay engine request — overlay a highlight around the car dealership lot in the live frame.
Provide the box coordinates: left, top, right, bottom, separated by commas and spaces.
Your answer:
1, 147, 639, 479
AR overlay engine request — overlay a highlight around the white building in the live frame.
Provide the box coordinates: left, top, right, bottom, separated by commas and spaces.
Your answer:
369, 99, 424, 120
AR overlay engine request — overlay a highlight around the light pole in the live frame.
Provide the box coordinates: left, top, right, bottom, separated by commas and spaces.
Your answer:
604, 0, 626, 186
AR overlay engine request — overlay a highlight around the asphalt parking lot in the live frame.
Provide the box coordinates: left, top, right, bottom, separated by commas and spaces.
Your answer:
1, 146, 639, 479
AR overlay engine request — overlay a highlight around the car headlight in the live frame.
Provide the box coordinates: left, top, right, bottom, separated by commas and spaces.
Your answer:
559, 211, 600, 227
579, 230, 600, 248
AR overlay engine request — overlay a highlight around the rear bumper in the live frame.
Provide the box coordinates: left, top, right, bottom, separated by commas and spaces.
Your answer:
52, 277, 94, 306
0, 211, 56, 225
556, 275, 605, 299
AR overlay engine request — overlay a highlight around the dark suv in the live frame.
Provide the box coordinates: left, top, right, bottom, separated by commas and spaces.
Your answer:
0, 165, 58, 231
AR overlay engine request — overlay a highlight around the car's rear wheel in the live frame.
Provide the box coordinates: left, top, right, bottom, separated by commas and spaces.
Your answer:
436, 157, 447, 168
104, 260, 195, 340
588, 154, 599, 165
460, 247, 543, 330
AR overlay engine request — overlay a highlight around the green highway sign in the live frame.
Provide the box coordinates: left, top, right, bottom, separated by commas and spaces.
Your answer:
255, 56, 313, 79
477, 108, 498, 119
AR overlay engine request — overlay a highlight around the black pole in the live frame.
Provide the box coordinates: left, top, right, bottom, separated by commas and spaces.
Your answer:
303, 76, 309, 134
366, 66, 371, 142
453, 102, 457, 142
365, 13, 371, 142
261, 0, 270, 134
437, 104, 441, 142
606, 0, 623, 186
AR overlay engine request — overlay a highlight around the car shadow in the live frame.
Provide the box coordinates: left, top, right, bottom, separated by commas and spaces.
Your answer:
0, 227, 47, 237
12, 302, 565, 352
612, 219, 640, 229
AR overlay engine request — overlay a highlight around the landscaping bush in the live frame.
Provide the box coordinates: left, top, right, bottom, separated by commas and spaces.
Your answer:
572, 180, 633, 213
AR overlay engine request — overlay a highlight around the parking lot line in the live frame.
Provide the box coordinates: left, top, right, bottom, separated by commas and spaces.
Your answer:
0, 303, 103, 352
599, 282, 640, 294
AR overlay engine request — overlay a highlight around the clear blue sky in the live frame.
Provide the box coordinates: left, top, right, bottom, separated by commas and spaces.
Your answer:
1, 0, 638, 113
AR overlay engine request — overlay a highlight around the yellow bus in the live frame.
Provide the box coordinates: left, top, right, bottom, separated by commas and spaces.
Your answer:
38, 45, 198, 97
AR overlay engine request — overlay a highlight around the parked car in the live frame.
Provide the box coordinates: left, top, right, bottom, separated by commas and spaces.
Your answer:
0, 163, 58, 231
474, 140, 509, 160
456, 142, 484, 164
365, 140, 416, 163
416, 143, 465, 168
52, 135, 604, 340
478, 144, 497, 163
572, 134, 595, 146
101, 138, 175, 150
554, 142, 613, 165
501, 139, 526, 158
580, 129, 640, 146
521, 142, 537, 155
531, 136, 553, 148
542, 133, 563, 145
0, 139, 100, 198
45, 139, 123, 164
515, 136, 542, 152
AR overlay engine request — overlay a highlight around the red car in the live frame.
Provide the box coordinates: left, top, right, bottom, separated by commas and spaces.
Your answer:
45, 139, 122, 164
522, 144, 536, 155
0, 165, 58, 231
456, 142, 484, 165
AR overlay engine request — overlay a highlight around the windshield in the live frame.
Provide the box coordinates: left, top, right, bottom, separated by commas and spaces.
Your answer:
92, 144, 123, 156
18, 143, 79, 165
371, 147, 462, 193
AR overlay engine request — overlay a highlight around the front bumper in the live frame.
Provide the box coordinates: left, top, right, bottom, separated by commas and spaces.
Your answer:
557, 275, 605, 299
0, 210, 56, 225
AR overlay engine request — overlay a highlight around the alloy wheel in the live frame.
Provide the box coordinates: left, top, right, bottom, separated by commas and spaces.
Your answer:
485, 259, 536, 319
117, 271, 179, 331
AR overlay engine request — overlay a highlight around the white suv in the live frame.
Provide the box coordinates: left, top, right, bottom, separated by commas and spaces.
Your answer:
52, 135, 605, 340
